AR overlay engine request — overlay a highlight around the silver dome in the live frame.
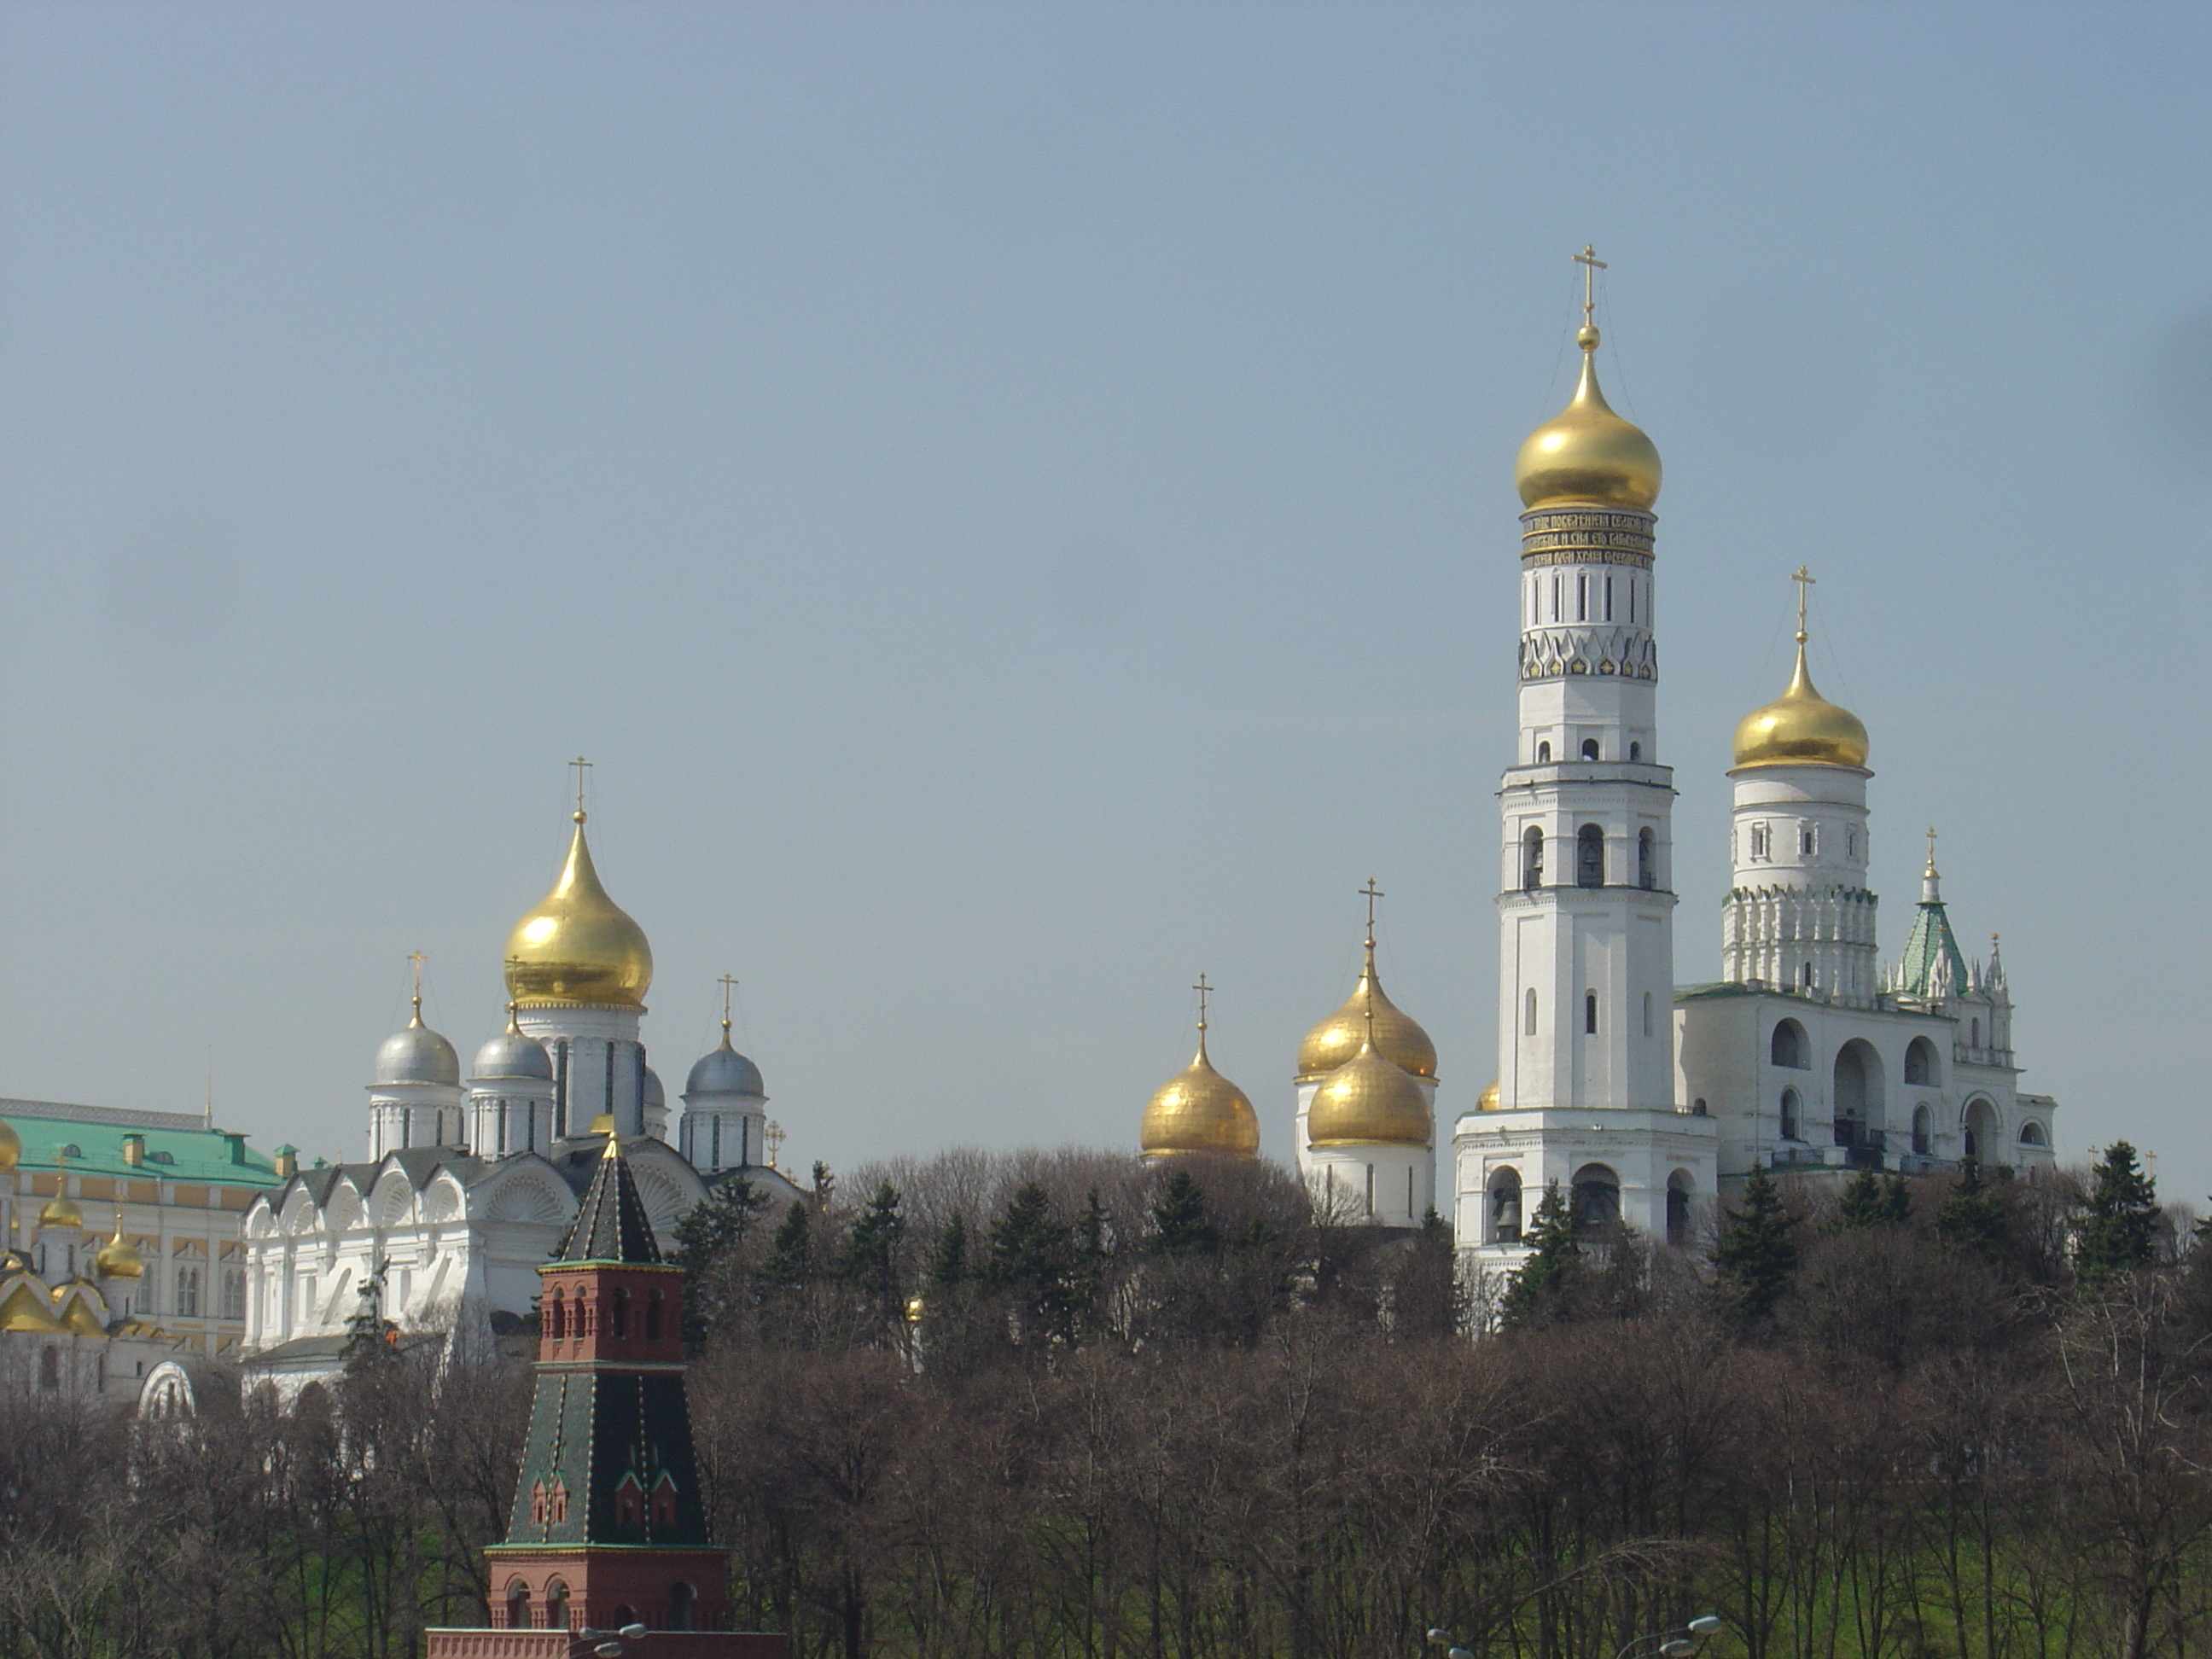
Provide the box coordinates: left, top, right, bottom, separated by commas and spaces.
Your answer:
473, 1027, 552, 1082
686, 1041, 765, 1100
374, 1020, 461, 1087
643, 1066, 666, 1110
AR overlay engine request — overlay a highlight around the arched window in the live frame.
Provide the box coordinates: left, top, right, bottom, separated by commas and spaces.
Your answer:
645, 1291, 664, 1342
1666, 1171, 1693, 1249
1536, 741, 1551, 763
1580, 738, 1600, 760
2018, 1121, 2047, 1148
1963, 1097, 1999, 1162
1912, 1103, 1932, 1156
1525, 989, 1538, 1035
1769, 1019, 1806, 1070
1639, 827, 1656, 890
1799, 824, 1816, 856
1585, 992, 1598, 1034
1779, 1087, 1802, 1141
1642, 991, 1653, 1038
1488, 1168, 1523, 1243
1833, 1040, 1883, 1148
1571, 1165, 1620, 1235
1971, 1018, 1982, 1047
545, 1581, 570, 1633
1521, 826, 1545, 891
1576, 824, 1604, 888
1692, 1097, 1708, 1116
39, 1347, 59, 1390
668, 1583, 696, 1633
1629, 742, 1642, 760
507, 1583, 531, 1630
547, 1292, 565, 1340
610, 1287, 629, 1339
1800, 961, 1815, 991
1904, 1036, 1939, 1086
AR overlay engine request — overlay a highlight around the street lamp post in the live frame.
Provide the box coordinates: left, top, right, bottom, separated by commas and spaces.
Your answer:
1615, 1615, 1726, 1659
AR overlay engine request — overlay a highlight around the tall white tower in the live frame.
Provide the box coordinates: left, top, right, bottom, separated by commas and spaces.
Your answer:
1723, 569, 1877, 1004
1496, 262, 1676, 1121
1458, 253, 1714, 1258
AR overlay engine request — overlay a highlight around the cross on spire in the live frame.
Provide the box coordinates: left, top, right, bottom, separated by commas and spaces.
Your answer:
1192, 971, 1212, 1032
1791, 565, 1816, 645
569, 755, 592, 822
406, 951, 427, 1022
718, 973, 739, 1037
1574, 244, 1606, 333
1925, 825, 1940, 878
1359, 877, 1384, 947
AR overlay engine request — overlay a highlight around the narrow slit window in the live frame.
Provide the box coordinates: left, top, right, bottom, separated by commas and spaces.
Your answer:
1585, 992, 1598, 1034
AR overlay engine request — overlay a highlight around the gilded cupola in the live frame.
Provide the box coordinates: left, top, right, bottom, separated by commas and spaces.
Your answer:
1513, 256, 1662, 513
38, 1190, 84, 1233
1307, 1030, 1433, 1149
1297, 939, 1436, 1084
96, 1224, 145, 1280
0, 1117, 19, 1172
1732, 576, 1869, 771
504, 809, 654, 1009
1141, 978, 1260, 1160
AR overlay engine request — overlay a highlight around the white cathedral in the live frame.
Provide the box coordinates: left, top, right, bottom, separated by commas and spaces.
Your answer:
1139, 264, 2058, 1265
242, 805, 800, 1371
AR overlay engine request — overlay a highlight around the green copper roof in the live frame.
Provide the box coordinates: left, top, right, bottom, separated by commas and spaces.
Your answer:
0, 1100, 282, 1186
1896, 899, 1969, 999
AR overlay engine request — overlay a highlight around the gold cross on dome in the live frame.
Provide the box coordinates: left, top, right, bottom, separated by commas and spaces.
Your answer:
1925, 825, 1939, 876
1574, 245, 1607, 329
569, 755, 592, 819
1359, 876, 1385, 941
405, 951, 427, 1012
718, 974, 739, 1033
1791, 566, 1816, 643
1192, 972, 1212, 1032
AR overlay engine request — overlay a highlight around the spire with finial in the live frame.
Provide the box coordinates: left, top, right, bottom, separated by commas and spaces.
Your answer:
1296, 880, 1438, 1082
1732, 568, 1871, 771
407, 950, 428, 1027
1140, 972, 1259, 1159
1895, 824, 1969, 1001
718, 974, 739, 1050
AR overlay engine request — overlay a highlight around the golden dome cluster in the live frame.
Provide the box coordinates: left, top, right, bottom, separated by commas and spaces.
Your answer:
0, 1117, 19, 1172
504, 813, 654, 1009
38, 1190, 83, 1231
1514, 324, 1662, 512
1732, 640, 1870, 771
1295, 945, 1436, 1083
96, 1228, 145, 1280
1300, 934, 1435, 1149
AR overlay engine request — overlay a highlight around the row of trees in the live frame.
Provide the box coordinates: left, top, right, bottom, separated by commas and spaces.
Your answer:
4, 1144, 2210, 1659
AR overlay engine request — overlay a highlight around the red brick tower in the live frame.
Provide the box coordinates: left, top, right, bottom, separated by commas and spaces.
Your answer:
428, 1138, 783, 1659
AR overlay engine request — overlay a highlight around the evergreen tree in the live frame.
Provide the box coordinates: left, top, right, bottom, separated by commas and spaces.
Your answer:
1829, 1170, 1912, 1231
986, 1181, 1080, 1349
1499, 1183, 1580, 1330
930, 1210, 970, 1291
834, 1181, 908, 1341
1391, 1208, 1464, 1340
1145, 1168, 1219, 1258
670, 1173, 770, 1342
1933, 1158, 2010, 1262
763, 1199, 813, 1295
2075, 1140, 2161, 1289
1713, 1166, 1798, 1327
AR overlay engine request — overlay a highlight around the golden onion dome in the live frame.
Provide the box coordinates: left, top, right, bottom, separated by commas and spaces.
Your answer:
1297, 943, 1437, 1082
38, 1191, 84, 1232
96, 1228, 144, 1280
1141, 1025, 1260, 1159
1514, 326, 1662, 511
504, 814, 654, 1009
0, 1117, 18, 1171
1307, 1037, 1433, 1149
1477, 1078, 1501, 1111
1732, 638, 1870, 771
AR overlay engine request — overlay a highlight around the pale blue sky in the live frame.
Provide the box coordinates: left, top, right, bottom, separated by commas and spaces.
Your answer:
2, 5, 2208, 1196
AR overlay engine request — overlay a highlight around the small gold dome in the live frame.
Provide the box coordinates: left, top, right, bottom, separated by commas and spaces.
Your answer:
38, 1191, 84, 1232
1477, 1078, 1501, 1111
96, 1229, 144, 1280
0, 1118, 18, 1171
1514, 330, 1662, 511
504, 815, 654, 1009
1307, 1038, 1432, 1148
1141, 1029, 1260, 1159
1297, 944, 1436, 1082
1733, 640, 1870, 771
